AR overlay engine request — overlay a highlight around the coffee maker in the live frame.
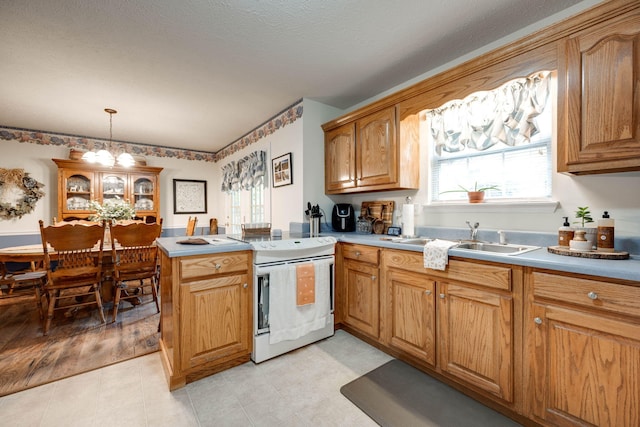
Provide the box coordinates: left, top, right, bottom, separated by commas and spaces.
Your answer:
332, 204, 355, 232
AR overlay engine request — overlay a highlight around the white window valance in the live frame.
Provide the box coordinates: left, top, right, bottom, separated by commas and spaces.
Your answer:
425, 71, 551, 155
220, 150, 267, 193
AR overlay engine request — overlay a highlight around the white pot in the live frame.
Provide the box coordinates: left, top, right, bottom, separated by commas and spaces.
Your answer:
574, 226, 597, 250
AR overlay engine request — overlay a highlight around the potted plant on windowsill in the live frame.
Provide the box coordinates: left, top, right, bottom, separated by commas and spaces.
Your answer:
440, 182, 500, 203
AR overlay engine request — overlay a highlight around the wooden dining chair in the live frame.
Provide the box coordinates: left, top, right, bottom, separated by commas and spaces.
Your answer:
0, 260, 47, 320
109, 219, 162, 323
186, 216, 198, 236
206, 217, 218, 235
38, 219, 107, 335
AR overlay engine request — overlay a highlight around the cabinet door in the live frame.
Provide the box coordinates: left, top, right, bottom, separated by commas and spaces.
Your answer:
99, 172, 127, 206
528, 303, 640, 427
59, 169, 95, 218
356, 106, 397, 188
559, 14, 640, 173
325, 123, 356, 193
438, 281, 513, 402
180, 274, 250, 370
130, 173, 158, 219
386, 269, 435, 365
344, 258, 379, 339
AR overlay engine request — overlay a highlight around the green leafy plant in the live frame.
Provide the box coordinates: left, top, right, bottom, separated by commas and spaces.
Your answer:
573, 206, 594, 227
440, 182, 500, 194
88, 198, 136, 222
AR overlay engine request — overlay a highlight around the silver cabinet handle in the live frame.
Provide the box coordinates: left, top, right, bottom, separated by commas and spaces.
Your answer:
355, 251, 361, 257
439, 293, 445, 299
214, 263, 222, 269
243, 283, 248, 289
425, 290, 432, 295
371, 275, 376, 280
587, 291, 598, 300
534, 317, 542, 325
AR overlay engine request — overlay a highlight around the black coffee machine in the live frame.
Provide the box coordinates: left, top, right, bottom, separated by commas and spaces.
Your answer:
332, 203, 355, 232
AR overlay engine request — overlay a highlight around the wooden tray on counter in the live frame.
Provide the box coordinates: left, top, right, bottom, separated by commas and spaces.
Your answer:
547, 245, 629, 260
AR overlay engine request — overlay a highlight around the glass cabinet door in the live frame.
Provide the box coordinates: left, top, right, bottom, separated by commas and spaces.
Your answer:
100, 173, 127, 206
63, 170, 93, 214
132, 176, 155, 212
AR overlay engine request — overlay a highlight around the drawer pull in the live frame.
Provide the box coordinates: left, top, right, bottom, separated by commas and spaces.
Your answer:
587, 291, 598, 300
424, 290, 432, 296
243, 283, 248, 289
214, 263, 222, 270
371, 275, 377, 281
534, 317, 542, 325
355, 251, 361, 257
439, 293, 445, 299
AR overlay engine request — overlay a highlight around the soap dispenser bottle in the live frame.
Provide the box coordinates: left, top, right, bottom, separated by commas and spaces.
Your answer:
558, 216, 574, 247
597, 211, 615, 252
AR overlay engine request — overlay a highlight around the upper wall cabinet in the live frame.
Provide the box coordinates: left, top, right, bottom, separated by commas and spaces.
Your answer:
324, 106, 419, 194
53, 159, 163, 222
558, 10, 640, 174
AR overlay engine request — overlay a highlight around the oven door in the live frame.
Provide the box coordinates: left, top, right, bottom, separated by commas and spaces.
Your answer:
253, 255, 334, 337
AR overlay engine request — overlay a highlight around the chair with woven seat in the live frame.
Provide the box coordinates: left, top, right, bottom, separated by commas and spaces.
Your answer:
109, 220, 162, 323
186, 216, 198, 236
0, 260, 47, 320
38, 219, 107, 335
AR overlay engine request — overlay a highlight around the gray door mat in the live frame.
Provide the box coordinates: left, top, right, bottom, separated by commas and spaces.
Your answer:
340, 359, 522, 427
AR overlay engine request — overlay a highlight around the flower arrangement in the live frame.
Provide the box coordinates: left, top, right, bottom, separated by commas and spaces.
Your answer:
88, 198, 136, 222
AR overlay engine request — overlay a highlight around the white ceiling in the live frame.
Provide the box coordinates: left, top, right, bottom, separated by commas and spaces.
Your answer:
1, 0, 593, 154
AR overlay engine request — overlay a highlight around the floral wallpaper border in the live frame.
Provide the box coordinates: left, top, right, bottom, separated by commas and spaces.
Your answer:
215, 100, 303, 162
0, 99, 303, 164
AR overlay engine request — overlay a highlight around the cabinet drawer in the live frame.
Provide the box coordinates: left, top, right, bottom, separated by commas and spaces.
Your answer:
533, 272, 640, 318
342, 244, 379, 264
180, 252, 249, 281
383, 250, 511, 291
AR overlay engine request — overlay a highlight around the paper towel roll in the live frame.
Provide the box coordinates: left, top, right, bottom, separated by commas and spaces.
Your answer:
402, 204, 415, 237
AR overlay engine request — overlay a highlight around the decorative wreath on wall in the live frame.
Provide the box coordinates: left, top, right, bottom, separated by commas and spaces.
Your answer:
0, 168, 46, 220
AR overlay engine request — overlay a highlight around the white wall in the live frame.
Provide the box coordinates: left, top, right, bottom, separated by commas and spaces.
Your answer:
0, 139, 218, 236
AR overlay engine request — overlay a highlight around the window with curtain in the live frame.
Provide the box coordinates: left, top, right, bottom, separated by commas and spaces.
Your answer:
221, 150, 267, 233
425, 71, 553, 202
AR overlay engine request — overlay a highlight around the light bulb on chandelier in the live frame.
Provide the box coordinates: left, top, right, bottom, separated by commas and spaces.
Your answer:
82, 108, 135, 167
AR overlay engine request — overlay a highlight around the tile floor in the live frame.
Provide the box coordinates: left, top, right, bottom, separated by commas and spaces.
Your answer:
0, 330, 392, 426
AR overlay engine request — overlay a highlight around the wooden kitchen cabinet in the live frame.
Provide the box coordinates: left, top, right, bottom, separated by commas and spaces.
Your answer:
159, 250, 253, 390
53, 158, 162, 222
323, 106, 418, 194
341, 244, 380, 339
558, 10, 640, 174
381, 249, 518, 406
525, 270, 640, 427
438, 281, 513, 402
384, 268, 436, 365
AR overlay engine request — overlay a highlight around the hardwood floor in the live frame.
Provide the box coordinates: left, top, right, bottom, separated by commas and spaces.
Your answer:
0, 291, 159, 397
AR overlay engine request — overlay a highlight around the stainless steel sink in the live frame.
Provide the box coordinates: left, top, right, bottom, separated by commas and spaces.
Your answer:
396, 238, 432, 246
455, 241, 540, 255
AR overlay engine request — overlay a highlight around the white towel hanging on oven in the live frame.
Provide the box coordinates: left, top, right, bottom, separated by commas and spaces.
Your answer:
268, 258, 332, 345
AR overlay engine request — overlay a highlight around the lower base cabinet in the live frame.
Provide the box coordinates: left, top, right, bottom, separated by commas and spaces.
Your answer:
381, 249, 518, 408
525, 270, 640, 427
159, 250, 252, 390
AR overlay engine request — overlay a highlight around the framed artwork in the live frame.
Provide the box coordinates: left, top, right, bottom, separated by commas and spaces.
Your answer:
173, 179, 207, 214
272, 152, 292, 188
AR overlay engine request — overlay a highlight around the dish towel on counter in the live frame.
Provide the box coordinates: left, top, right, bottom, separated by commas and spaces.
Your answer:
268, 258, 332, 345
423, 239, 458, 271
296, 263, 315, 306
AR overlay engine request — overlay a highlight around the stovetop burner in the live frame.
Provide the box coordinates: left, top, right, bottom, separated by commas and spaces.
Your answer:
227, 233, 336, 264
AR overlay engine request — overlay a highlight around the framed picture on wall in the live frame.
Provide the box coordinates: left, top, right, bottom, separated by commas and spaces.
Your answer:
173, 179, 207, 214
272, 152, 292, 188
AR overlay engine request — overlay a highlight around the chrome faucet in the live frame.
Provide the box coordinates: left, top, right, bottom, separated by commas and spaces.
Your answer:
466, 221, 480, 241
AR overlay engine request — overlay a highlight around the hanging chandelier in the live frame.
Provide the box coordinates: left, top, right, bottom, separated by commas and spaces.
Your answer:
82, 108, 136, 167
